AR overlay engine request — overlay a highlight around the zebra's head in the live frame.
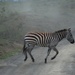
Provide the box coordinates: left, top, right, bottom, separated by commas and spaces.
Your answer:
66, 28, 74, 44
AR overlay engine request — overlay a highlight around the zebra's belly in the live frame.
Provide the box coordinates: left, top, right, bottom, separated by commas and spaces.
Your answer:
25, 39, 50, 47
36, 42, 50, 47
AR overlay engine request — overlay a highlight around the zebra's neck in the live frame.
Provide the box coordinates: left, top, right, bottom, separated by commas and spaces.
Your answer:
54, 31, 67, 41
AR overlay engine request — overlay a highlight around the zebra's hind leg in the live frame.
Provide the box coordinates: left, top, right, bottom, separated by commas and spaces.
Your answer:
27, 44, 35, 62
24, 51, 27, 61
45, 48, 51, 63
28, 51, 35, 62
51, 47, 59, 60
23, 47, 28, 61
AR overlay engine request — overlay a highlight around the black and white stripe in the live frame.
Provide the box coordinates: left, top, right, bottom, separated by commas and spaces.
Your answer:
24, 30, 67, 47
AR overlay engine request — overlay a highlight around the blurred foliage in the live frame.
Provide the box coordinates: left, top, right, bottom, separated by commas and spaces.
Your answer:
0, 6, 6, 23
0, 2, 25, 42
0, 1, 75, 43
0, 1, 75, 59
0, 2, 25, 59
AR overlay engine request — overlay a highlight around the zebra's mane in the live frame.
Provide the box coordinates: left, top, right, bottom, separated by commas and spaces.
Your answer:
54, 29, 67, 33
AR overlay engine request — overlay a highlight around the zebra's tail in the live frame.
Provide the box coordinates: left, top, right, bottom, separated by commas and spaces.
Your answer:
23, 41, 28, 61
23, 41, 26, 53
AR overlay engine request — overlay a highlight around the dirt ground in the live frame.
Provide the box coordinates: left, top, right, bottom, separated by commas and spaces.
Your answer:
0, 41, 75, 75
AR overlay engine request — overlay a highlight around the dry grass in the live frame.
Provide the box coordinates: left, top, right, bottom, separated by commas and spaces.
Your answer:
0, 39, 22, 59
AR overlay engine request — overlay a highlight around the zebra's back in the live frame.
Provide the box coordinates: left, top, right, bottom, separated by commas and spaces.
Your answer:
24, 32, 52, 47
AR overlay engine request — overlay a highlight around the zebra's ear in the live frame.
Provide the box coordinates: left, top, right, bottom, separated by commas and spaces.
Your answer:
68, 28, 71, 31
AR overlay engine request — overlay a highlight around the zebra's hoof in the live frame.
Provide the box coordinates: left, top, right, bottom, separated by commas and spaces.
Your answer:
24, 58, 27, 61
51, 57, 55, 60
45, 59, 47, 63
32, 59, 35, 62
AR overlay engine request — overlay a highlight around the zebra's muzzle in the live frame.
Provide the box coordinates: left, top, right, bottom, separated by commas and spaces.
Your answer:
70, 40, 74, 44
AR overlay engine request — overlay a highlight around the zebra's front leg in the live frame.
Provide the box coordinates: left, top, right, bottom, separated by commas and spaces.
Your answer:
45, 48, 51, 63
51, 47, 59, 60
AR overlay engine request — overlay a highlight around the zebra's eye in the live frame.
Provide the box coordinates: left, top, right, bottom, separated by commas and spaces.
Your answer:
70, 34, 72, 36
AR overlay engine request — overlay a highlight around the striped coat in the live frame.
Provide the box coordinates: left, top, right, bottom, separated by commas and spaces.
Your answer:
24, 30, 67, 47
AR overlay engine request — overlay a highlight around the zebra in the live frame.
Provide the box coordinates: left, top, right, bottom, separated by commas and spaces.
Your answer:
23, 28, 74, 63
